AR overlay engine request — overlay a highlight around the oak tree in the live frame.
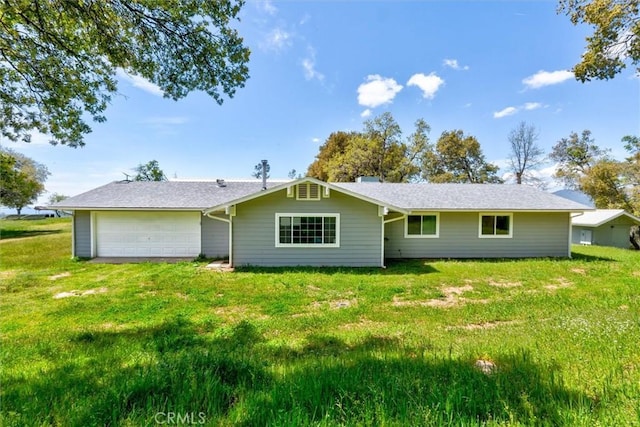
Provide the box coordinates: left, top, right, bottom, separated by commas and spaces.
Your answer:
558, 0, 640, 81
0, 1, 250, 147
0, 146, 50, 214
133, 160, 166, 181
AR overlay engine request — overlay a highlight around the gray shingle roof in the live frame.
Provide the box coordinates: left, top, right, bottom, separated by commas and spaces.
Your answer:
332, 183, 592, 211
50, 180, 267, 210
51, 179, 592, 212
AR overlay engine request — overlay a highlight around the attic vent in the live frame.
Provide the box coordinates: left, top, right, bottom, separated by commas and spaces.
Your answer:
216, 179, 226, 188
297, 183, 321, 201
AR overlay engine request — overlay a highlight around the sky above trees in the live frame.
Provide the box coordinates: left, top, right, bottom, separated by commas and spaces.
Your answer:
3, 0, 638, 205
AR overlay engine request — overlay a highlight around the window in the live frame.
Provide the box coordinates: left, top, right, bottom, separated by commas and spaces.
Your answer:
276, 214, 340, 247
405, 213, 439, 238
479, 213, 512, 238
296, 183, 321, 200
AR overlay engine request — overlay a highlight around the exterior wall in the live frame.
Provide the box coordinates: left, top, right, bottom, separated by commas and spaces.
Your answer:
232, 189, 382, 267
201, 215, 230, 258
573, 217, 636, 249
74, 210, 92, 258
385, 211, 570, 258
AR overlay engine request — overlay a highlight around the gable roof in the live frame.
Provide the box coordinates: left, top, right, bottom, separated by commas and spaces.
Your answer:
333, 183, 591, 211
571, 209, 640, 227
52, 178, 593, 213
49, 180, 268, 210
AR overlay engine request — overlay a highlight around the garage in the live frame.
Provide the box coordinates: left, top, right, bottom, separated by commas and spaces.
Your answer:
95, 211, 201, 257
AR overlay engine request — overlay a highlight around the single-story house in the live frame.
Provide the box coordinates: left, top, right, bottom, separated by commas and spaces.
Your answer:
571, 209, 640, 249
50, 177, 592, 267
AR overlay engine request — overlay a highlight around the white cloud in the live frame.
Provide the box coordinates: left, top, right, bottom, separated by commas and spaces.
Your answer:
443, 59, 469, 71
360, 109, 372, 118
312, 137, 321, 143
261, 28, 292, 52
357, 75, 403, 108
493, 106, 518, 118
407, 72, 445, 100
522, 70, 574, 89
493, 102, 547, 118
116, 69, 163, 96
523, 102, 543, 111
257, 0, 277, 15
301, 47, 324, 82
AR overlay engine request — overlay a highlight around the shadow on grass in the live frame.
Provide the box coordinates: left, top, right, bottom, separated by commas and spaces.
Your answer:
1, 318, 599, 426
570, 251, 616, 262
0, 229, 62, 240
235, 261, 440, 275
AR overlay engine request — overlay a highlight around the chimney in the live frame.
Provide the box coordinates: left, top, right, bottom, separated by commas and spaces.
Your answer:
261, 159, 268, 190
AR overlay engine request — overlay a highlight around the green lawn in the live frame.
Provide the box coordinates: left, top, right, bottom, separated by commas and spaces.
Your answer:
1, 218, 639, 426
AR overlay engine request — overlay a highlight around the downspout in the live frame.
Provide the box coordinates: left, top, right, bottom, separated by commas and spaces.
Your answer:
379, 208, 406, 268
205, 209, 235, 266
71, 211, 76, 258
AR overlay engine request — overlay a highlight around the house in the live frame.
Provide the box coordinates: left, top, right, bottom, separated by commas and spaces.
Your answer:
571, 209, 640, 249
50, 177, 592, 267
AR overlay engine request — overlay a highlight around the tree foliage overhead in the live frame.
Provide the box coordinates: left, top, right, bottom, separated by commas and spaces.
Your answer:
551, 131, 639, 215
133, 160, 166, 182
558, 0, 640, 81
306, 113, 430, 183
507, 122, 545, 186
421, 130, 503, 184
0, 0, 250, 147
0, 146, 50, 214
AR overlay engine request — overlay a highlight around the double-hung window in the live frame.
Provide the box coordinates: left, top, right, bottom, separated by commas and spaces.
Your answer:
405, 213, 439, 238
479, 213, 513, 238
276, 214, 340, 247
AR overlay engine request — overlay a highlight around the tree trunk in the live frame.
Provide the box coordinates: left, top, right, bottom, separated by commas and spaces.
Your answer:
516, 172, 522, 184
16, 207, 22, 215
630, 226, 640, 250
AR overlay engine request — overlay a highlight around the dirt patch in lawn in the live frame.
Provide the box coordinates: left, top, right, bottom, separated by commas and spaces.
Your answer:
49, 272, 71, 281
339, 317, 388, 331
53, 287, 108, 299
393, 284, 476, 308
450, 320, 521, 330
488, 280, 521, 288
545, 277, 574, 291
213, 305, 270, 321
570, 268, 587, 275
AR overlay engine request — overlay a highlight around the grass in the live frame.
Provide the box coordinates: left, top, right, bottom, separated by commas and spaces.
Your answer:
1, 218, 639, 426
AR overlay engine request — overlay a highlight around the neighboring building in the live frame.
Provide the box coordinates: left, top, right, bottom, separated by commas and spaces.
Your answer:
571, 209, 640, 249
50, 177, 592, 266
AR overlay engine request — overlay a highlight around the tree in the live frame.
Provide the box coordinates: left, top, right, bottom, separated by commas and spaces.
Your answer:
421, 130, 503, 183
579, 159, 634, 211
133, 160, 166, 181
0, 146, 49, 214
558, 0, 639, 82
48, 193, 68, 217
0, 1, 250, 147
549, 130, 606, 188
287, 169, 303, 179
307, 114, 430, 183
507, 122, 545, 185
252, 161, 270, 180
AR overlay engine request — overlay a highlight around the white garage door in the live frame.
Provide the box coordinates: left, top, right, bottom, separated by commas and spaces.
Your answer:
96, 211, 201, 257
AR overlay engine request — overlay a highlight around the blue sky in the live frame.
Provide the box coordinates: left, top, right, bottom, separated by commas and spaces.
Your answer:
5, 0, 640, 207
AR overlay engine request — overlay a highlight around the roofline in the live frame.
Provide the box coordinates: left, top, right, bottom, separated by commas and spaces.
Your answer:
48, 207, 207, 211
203, 177, 410, 215
408, 208, 593, 213
572, 210, 640, 227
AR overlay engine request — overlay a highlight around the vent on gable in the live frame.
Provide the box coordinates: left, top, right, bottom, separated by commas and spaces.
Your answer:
297, 183, 321, 201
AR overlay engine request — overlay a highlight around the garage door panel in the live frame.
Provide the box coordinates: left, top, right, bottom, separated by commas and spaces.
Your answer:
96, 212, 201, 257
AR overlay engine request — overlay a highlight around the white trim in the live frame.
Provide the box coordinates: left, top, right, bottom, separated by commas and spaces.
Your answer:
55, 207, 207, 211
90, 211, 96, 257
71, 211, 76, 258
404, 212, 440, 238
381, 214, 407, 268
567, 213, 573, 258
275, 213, 340, 248
478, 212, 513, 239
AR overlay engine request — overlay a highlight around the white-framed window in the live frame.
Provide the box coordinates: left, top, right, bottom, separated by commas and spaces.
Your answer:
296, 183, 321, 201
405, 213, 439, 238
275, 213, 340, 247
478, 213, 513, 238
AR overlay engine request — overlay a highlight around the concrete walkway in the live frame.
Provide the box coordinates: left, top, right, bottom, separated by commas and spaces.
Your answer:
88, 257, 193, 264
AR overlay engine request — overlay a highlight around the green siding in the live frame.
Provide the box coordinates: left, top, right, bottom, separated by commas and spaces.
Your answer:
385, 212, 570, 258
232, 189, 382, 267
74, 211, 92, 257
201, 215, 230, 258
572, 216, 636, 249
